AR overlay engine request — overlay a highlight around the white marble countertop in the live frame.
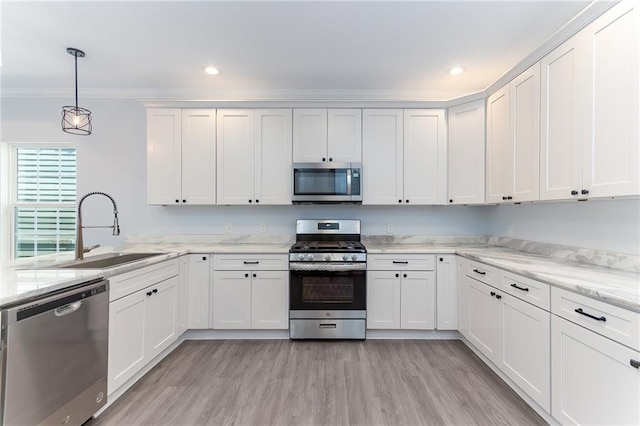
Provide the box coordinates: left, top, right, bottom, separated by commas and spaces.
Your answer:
2, 238, 638, 314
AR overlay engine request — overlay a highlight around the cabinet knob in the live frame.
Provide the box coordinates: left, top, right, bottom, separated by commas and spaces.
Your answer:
502, 196, 507, 200
249, 199, 252, 203
329, 157, 333, 162
175, 199, 179, 203
398, 199, 402, 203
449, 199, 453, 203
146, 291, 153, 296
395, 273, 399, 278
202, 256, 207, 261
571, 190, 579, 195
245, 273, 249, 278
631, 359, 640, 369
581, 189, 589, 195
490, 291, 496, 297
253, 273, 257, 278
439, 257, 443, 262
322, 158, 326, 162
496, 294, 502, 300
255, 199, 259, 203
182, 199, 186, 203
153, 289, 158, 294
403, 274, 407, 278
405, 200, 409, 203
507, 196, 513, 200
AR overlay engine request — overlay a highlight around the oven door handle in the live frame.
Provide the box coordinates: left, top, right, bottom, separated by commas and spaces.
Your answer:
289, 262, 366, 272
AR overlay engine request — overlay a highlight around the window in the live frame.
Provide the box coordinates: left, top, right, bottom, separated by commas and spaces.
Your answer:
11, 146, 77, 258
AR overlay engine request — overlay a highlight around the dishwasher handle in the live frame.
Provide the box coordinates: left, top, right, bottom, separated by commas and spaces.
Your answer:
54, 301, 83, 317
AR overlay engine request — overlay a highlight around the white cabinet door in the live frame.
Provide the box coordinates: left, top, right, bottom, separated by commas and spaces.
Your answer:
362, 109, 404, 205
436, 255, 457, 330
510, 63, 540, 202
501, 293, 550, 413
293, 109, 328, 162
212, 270, 252, 329
254, 109, 292, 205
181, 109, 216, 205
144, 276, 179, 360
552, 315, 640, 425
178, 256, 188, 335
400, 271, 436, 330
457, 259, 470, 339
403, 109, 447, 205
108, 289, 147, 394
187, 255, 210, 329
327, 109, 362, 163
467, 278, 501, 365
486, 85, 510, 203
147, 108, 181, 205
216, 109, 255, 205
540, 35, 585, 201
251, 270, 288, 329
447, 100, 485, 205
582, 0, 639, 198
366, 271, 401, 329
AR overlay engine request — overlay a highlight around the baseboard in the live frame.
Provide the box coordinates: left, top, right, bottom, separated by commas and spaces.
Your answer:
366, 329, 461, 340
184, 329, 290, 340
458, 336, 558, 425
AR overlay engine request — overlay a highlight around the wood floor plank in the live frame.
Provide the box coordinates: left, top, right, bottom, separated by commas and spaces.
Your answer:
89, 340, 546, 426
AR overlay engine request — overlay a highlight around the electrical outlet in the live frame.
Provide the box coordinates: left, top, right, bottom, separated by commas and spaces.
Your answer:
260, 222, 267, 233
225, 223, 233, 233
386, 223, 394, 234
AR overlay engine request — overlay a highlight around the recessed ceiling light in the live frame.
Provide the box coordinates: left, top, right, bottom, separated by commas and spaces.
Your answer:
204, 66, 219, 75
448, 67, 464, 76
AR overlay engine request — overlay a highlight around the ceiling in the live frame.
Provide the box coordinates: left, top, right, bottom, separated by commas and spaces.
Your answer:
1, 1, 594, 101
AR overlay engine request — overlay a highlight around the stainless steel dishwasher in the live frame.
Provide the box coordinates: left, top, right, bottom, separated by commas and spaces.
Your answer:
0, 278, 109, 426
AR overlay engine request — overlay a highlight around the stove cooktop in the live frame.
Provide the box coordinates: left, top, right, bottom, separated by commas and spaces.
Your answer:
289, 241, 366, 253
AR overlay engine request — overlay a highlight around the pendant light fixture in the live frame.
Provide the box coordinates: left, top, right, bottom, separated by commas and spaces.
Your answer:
61, 47, 92, 135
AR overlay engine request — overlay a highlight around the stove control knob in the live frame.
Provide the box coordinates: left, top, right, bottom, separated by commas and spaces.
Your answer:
342, 255, 349, 261
351, 255, 358, 261
306, 254, 314, 261
297, 254, 305, 261
324, 255, 331, 261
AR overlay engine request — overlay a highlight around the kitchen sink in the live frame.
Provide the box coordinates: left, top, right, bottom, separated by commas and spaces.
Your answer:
54, 252, 164, 269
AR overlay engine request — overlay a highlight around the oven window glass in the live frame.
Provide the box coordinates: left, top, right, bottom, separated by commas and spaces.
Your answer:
302, 276, 354, 303
294, 168, 348, 195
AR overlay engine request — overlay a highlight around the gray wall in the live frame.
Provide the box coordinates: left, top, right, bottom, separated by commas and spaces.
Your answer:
1, 98, 638, 255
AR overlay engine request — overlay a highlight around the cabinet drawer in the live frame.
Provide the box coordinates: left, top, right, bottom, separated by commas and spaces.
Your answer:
552, 287, 640, 351
464, 259, 497, 286
367, 254, 435, 271
213, 254, 288, 271
109, 258, 179, 302
499, 271, 550, 311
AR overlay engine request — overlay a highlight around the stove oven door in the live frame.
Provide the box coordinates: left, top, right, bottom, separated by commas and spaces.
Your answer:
289, 269, 366, 312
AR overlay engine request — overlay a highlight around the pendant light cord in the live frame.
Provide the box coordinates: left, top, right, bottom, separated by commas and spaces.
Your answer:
74, 53, 79, 109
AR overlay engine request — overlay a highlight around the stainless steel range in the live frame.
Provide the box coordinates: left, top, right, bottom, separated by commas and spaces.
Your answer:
289, 219, 366, 340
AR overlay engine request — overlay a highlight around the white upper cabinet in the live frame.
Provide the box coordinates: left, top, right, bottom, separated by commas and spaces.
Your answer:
542, 0, 639, 200
293, 109, 361, 163
363, 109, 404, 204
181, 110, 218, 205
487, 63, 540, 203
363, 109, 446, 205
447, 100, 485, 205
217, 109, 255, 205
217, 109, 292, 205
147, 108, 216, 205
582, 0, 639, 198
254, 109, 293, 205
403, 109, 447, 205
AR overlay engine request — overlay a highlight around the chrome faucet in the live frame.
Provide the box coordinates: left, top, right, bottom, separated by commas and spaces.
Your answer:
75, 191, 120, 260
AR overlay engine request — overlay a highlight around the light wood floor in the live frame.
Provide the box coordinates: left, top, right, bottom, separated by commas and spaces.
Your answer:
90, 340, 546, 426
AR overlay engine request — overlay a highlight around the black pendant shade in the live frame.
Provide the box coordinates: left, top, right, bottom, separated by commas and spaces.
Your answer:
61, 47, 92, 135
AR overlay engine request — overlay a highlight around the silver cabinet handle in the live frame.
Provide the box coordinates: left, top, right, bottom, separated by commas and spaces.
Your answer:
54, 301, 82, 317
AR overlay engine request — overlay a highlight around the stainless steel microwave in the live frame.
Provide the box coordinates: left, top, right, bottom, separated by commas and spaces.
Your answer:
292, 163, 362, 203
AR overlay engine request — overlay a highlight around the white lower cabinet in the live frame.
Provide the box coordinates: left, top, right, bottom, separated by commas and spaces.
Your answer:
367, 255, 436, 330
462, 264, 551, 413
436, 255, 457, 330
551, 313, 640, 425
457, 257, 470, 339
186, 255, 211, 329
108, 269, 179, 395
211, 254, 288, 330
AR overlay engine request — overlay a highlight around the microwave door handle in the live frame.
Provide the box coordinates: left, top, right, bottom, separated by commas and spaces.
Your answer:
346, 168, 352, 197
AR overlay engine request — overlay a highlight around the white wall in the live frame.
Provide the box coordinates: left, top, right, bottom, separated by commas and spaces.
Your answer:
0, 98, 488, 251
2, 98, 638, 256
485, 200, 640, 255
